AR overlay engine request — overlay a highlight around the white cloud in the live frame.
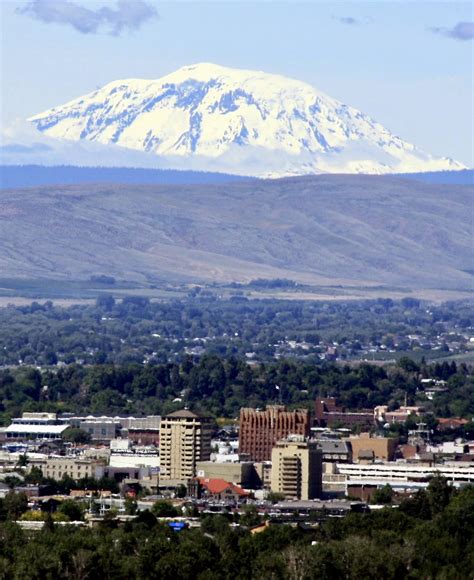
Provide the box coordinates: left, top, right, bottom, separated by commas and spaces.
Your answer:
17, 0, 158, 36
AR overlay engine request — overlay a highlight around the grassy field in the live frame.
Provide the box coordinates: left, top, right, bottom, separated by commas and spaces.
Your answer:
0, 276, 472, 305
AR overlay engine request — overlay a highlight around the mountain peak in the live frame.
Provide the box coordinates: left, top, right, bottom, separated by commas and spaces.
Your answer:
28, 63, 465, 177
174, 62, 245, 76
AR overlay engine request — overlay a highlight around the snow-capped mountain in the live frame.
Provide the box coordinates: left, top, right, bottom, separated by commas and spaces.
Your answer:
28, 63, 464, 177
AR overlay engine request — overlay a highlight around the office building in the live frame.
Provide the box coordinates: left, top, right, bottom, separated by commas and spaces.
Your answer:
270, 435, 323, 500
239, 405, 310, 462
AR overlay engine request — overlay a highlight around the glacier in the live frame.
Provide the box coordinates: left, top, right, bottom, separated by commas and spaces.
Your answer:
28, 63, 465, 177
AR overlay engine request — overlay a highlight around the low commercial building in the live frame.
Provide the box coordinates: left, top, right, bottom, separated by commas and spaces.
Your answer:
96, 465, 153, 483
210, 439, 239, 462
316, 439, 351, 463
79, 419, 122, 442
272, 499, 368, 517
196, 461, 257, 487
314, 398, 374, 429
27, 456, 103, 481
123, 416, 161, 446
4, 424, 70, 441
322, 462, 346, 494
59, 415, 161, 443
374, 405, 424, 425
4, 413, 69, 441
346, 433, 398, 462
14, 412, 58, 425
188, 477, 250, 501
109, 439, 160, 470
270, 435, 323, 500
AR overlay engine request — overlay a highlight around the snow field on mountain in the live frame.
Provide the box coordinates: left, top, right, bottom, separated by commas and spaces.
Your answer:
29, 63, 464, 177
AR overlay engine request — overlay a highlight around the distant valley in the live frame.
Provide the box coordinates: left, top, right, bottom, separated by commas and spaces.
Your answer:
0, 165, 472, 190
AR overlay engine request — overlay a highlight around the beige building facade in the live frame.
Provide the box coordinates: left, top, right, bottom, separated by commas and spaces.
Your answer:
159, 410, 212, 481
270, 436, 322, 500
196, 460, 256, 487
28, 457, 102, 481
346, 433, 398, 462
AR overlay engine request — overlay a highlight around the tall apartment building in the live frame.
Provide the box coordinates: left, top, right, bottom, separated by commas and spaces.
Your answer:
239, 405, 310, 462
270, 435, 323, 500
159, 409, 213, 481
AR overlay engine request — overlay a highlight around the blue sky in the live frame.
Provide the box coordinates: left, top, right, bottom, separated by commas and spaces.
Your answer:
1, 1, 472, 165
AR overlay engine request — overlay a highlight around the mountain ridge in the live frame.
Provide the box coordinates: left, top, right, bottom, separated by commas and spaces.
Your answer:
0, 175, 472, 292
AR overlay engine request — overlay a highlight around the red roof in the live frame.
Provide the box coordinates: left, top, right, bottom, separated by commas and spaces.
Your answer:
437, 417, 469, 428
197, 477, 248, 496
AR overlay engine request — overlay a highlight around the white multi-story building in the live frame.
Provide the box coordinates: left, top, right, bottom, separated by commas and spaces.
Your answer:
336, 461, 474, 494
4, 413, 69, 441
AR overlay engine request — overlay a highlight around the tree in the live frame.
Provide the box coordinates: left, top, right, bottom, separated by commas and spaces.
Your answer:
134, 509, 157, 529
175, 484, 187, 498
371, 485, 394, 505
16, 454, 29, 468
124, 498, 138, 515
57, 500, 84, 521
151, 500, 179, 518
4, 492, 28, 520
24, 466, 45, 485
266, 491, 285, 504
58, 474, 76, 495
239, 505, 261, 527
20, 510, 47, 521
3, 476, 22, 490
63, 427, 91, 444
44, 351, 58, 366
96, 294, 115, 311
399, 490, 432, 520
397, 357, 419, 373
427, 475, 453, 515
201, 514, 231, 535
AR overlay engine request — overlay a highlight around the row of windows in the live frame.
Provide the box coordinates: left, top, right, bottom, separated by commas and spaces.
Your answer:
45, 470, 92, 478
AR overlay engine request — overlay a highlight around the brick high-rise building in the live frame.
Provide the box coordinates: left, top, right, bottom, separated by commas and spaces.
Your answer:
239, 405, 310, 462
159, 409, 213, 481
